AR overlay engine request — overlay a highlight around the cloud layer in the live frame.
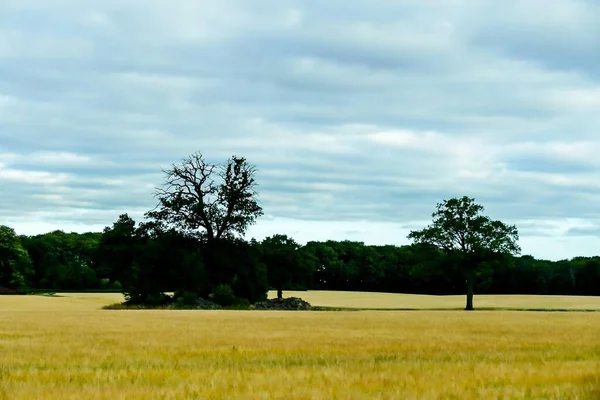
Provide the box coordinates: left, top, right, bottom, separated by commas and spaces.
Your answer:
1, 0, 600, 260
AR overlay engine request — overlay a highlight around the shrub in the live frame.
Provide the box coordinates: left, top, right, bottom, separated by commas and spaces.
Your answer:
125, 292, 172, 306
109, 280, 123, 290
176, 291, 198, 307
211, 284, 235, 307
232, 297, 250, 309
147, 293, 173, 306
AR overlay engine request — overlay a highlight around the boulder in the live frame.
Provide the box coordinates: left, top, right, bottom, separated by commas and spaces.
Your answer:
194, 298, 222, 309
253, 297, 312, 310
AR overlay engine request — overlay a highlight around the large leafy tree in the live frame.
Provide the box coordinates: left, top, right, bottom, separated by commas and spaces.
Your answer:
303, 241, 346, 290
125, 223, 204, 305
95, 214, 139, 287
131, 152, 267, 304
0, 225, 33, 292
146, 152, 263, 242
407, 196, 520, 310
21, 231, 100, 290
259, 234, 316, 299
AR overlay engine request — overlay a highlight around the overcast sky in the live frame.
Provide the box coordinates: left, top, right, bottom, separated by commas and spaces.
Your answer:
1, 1, 599, 261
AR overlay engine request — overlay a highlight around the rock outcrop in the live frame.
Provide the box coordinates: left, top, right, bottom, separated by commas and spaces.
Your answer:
253, 297, 312, 310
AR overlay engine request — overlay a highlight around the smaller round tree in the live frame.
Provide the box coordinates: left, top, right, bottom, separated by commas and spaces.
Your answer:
408, 196, 520, 310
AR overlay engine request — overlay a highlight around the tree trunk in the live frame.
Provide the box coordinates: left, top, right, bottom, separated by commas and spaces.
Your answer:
277, 288, 283, 299
465, 276, 474, 311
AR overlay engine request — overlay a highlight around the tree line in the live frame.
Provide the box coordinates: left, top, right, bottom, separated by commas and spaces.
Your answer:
1, 152, 599, 309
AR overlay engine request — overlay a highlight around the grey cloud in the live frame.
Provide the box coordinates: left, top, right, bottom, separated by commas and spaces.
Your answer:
1, 0, 600, 259
565, 226, 600, 237
502, 154, 597, 174
460, 0, 600, 78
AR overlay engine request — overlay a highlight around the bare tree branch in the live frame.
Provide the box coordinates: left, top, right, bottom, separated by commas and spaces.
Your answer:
145, 152, 263, 243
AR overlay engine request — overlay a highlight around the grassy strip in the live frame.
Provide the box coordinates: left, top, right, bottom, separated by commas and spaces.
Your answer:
28, 289, 123, 293
102, 303, 600, 312
102, 303, 251, 311
313, 306, 600, 312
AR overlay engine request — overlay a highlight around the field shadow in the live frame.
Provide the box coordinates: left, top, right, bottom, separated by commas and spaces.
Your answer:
577, 373, 600, 399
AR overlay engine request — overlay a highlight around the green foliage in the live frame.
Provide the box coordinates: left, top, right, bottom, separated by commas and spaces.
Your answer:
125, 291, 172, 306
407, 196, 520, 256
304, 241, 347, 289
175, 291, 198, 307
20, 230, 101, 290
4, 225, 600, 298
94, 214, 138, 287
408, 196, 521, 309
109, 280, 122, 290
211, 284, 236, 306
200, 238, 268, 303
106, 151, 269, 307
233, 297, 250, 308
0, 225, 33, 292
259, 234, 315, 298
4, 186, 600, 306
99, 278, 123, 291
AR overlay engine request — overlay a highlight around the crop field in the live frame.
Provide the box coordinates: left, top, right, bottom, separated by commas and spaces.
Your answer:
268, 290, 600, 311
1, 292, 599, 399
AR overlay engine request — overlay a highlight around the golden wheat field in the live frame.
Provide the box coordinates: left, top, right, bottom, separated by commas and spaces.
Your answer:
1, 292, 599, 399
268, 290, 600, 310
